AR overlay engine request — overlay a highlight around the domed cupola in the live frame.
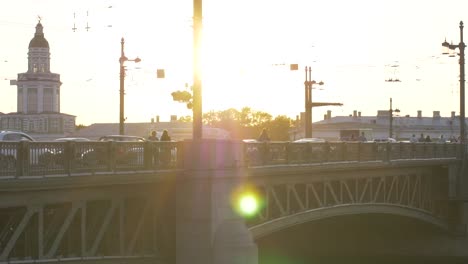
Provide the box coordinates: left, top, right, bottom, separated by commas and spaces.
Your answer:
28, 22, 49, 48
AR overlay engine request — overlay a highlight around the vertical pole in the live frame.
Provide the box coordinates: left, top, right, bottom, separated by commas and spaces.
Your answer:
305, 67, 308, 138
459, 21, 466, 147
304, 66, 313, 138
389, 98, 393, 139
304, 66, 308, 138
193, 0, 203, 140
119, 38, 125, 135
308, 67, 313, 138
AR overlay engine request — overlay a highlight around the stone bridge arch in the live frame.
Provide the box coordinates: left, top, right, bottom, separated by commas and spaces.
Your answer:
245, 161, 453, 239
250, 204, 448, 239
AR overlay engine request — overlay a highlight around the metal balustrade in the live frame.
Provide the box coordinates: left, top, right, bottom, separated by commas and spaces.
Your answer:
0, 141, 461, 177
243, 141, 460, 166
0, 141, 182, 177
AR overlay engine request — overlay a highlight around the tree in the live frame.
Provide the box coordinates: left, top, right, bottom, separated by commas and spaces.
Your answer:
178, 115, 192, 122
201, 107, 286, 139
239, 107, 272, 127
264, 115, 293, 141
75, 124, 87, 131
171, 90, 193, 109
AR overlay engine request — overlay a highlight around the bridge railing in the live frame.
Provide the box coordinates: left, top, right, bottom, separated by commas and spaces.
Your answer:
0, 140, 461, 177
0, 141, 183, 177
243, 141, 460, 166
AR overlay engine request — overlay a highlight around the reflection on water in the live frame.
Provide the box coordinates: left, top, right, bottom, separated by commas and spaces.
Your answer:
257, 214, 464, 264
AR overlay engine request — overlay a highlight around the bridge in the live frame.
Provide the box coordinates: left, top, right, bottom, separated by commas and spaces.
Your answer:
0, 140, 467, 263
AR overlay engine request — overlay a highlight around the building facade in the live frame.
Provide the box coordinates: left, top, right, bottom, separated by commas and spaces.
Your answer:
0, 21, 75, 138
301, 109, 463, 141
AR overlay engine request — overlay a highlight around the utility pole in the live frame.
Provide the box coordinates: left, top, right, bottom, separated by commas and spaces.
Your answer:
303, 66, 342, 138
192, 0, 203, 140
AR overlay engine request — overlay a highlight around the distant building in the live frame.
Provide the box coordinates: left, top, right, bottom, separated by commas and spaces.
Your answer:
293, 110, 463, 141
0, 20, 75, 139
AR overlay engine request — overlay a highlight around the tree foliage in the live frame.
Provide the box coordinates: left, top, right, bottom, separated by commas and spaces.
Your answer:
171, 90, 193, 109
178, 115, 192, 122
263, 115, 292, 141
201, 107, 291, 140
170, 88, 292, 139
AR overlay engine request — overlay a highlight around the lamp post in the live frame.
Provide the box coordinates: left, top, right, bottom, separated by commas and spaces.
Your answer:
303, 66, 323, 138
119, 37, 141, 135
442, 21, 465, 146
389, 98, 400, 139
192, 0, 203, 140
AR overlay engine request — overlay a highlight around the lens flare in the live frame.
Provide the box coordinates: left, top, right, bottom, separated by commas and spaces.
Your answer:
232, 185, 263, 218
239, 194, 258, 216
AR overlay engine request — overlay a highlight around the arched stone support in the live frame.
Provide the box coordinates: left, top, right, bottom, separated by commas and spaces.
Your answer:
176, 139, 257, 264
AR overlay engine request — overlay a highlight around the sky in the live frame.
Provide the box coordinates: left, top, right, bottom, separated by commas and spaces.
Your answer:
1, 0, 468, 125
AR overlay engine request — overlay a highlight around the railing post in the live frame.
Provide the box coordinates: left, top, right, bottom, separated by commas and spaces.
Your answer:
323, 141, 330, 163
412, 143, 415, 159
372, 142, 378, 161
385, 142, 391, 162
16, 141, 28, 177
399, 142, 403, 159
64, 141, 73, 176
107, 141, 115, 172
341, 142, 347, 161
357, 142, 362, 162
260, 142, 269, 165
176, 141, 184, 169
143, 141, 152, 170
423, 142, 427, 159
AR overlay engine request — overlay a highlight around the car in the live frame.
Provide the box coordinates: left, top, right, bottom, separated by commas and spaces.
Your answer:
0, 130, 35, 142
53, 137, 93, 165
81, 135, 146, 166
55, 137, 91, 142
373, 138, 397, 143
98, 135, 146, 142
293, 138, 326, 143
0, 130, 55, 168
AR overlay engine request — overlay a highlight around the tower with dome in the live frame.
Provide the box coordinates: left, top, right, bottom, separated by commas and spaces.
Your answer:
0, 20, 76, 139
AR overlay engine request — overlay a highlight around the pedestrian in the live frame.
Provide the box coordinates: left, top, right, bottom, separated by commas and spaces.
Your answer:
257, 128, 270, 164
147, 130, 159, 167
358, 132, 367, 142
160, 129, 171, 141
450, 135, 458, 143
148, 130, 159, 141
257, 128, 270, 142
159, 130, 172, 166
410, 134, 418, 143
439, 135, 446, 143
425, 135, 432, 142
418, 133, 425, 142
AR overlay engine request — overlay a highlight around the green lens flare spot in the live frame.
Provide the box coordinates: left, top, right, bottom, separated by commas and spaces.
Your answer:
239, 194, 258, 217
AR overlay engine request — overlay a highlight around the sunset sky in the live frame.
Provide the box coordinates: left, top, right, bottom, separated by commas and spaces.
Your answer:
1, 0, 468, 125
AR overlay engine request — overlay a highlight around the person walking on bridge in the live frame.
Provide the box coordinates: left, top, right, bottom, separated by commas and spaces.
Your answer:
257, 128, 270, 164
159, 130, 172, 167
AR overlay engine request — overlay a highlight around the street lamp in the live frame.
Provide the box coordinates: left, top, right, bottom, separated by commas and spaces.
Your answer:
304, 66, 323, 138
302, 66, 343, 138
192, 0, 203, 140
119, 37, 141, 135
389, 98, 400, 139
442, 21, 465, 145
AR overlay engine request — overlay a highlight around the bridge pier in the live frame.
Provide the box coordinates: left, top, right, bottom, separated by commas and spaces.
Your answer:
448, 161, 468, 236
176, 140, 258, 264
457, 159, 468, 236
